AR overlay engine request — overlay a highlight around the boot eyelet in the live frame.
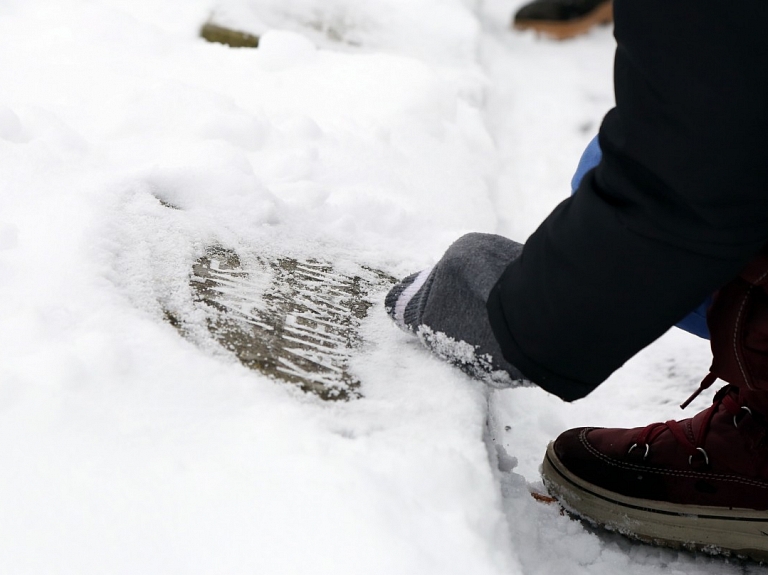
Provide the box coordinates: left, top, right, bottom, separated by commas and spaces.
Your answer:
688, 447, 709, 466
733, 406, 753, 428
628, 443, 650, 460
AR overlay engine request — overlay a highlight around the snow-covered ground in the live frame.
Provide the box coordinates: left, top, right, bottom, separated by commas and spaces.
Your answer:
0, 0, 763, 573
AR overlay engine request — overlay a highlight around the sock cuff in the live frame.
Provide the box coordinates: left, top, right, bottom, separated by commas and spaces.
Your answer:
402, 267, 435, 329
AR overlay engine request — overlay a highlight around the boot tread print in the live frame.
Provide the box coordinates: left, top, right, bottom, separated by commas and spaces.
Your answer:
166, 245, 395, 401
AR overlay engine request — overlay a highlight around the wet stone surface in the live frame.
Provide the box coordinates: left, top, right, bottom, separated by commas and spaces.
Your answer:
170, 246, 394, 401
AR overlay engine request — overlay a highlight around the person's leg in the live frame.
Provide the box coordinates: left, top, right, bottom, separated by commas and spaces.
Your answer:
531, 0, 768, 553
572, 136, 712, 340
386, 233, 528, 387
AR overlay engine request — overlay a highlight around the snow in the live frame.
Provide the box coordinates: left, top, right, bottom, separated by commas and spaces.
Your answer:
0, 0, 763, 573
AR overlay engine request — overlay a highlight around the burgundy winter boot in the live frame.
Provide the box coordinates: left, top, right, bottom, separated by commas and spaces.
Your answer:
541, 252, 768, 560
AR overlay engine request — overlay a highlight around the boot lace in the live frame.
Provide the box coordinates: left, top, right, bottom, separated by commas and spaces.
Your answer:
627, 374, 747, 467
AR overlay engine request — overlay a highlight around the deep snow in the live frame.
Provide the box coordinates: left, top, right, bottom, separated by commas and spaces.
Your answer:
0, 0, 764, 573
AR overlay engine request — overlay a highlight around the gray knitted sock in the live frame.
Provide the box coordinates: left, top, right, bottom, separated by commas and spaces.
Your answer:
385, 233, 530, 388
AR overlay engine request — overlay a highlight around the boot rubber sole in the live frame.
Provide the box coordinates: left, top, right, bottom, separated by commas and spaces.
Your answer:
513, 1, 613, 40
542, 441, 768, 561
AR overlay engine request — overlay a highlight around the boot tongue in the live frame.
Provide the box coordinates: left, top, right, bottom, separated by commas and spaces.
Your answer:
707, 249, 768, 391
707, 276, 755, 389
687, 390, 728, 443
692, 386, 768, 455
658, 385, 741, 464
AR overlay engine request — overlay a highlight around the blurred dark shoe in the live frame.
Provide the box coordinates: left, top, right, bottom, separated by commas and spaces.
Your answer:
512, 0, 612, 40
